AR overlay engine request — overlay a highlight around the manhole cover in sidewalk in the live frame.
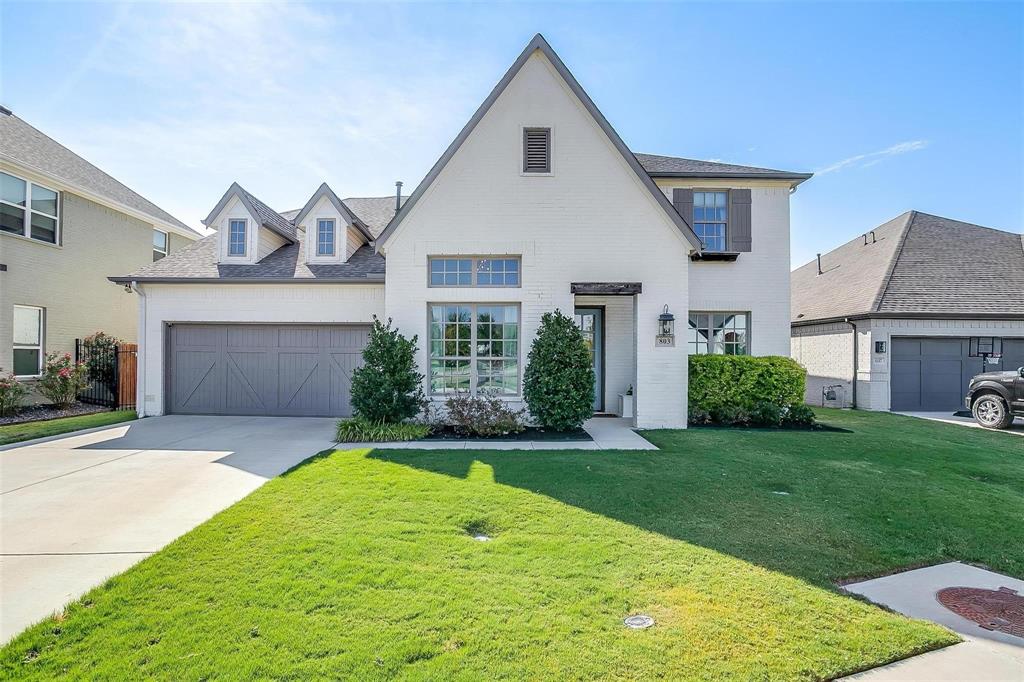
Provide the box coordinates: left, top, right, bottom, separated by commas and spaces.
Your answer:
936, 586, 1024, 638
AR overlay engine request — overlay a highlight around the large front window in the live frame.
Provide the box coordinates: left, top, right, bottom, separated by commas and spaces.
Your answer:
1, 171, 59, 244
693, 191, 727, 251
429, 304, 519, 395
688, 312, 748, 355
13, 305, 44, 377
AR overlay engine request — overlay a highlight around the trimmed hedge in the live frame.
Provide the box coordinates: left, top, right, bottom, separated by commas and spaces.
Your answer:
689, 355, 806, 414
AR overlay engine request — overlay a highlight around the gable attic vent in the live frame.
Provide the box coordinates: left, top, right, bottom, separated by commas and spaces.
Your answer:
522, 127, 551, 173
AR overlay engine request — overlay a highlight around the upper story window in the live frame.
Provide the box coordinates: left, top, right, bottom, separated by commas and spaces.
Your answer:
522, 127, 551, 173
228, 219, 247, 256
429, 256, 521, 287
688, 312, 748, 355
693, 191, 727, 251
13, 305, 44, 377
153, 229, 168, 261
316, 219, 335, 256
1, 171, 59, 244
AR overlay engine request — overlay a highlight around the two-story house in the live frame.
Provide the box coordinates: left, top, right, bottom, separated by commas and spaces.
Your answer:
111, 34, 810, 428
0, 106, 200, 386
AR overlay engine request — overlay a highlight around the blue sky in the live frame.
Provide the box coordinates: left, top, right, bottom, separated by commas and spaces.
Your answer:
2, 2, 1021, 267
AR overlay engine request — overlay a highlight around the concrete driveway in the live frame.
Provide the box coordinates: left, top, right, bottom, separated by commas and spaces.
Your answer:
0, 415, 337, 644
896, 411, 1024, 436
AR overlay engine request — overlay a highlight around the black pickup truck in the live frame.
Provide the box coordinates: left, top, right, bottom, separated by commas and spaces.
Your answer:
965, 367, 1024, 429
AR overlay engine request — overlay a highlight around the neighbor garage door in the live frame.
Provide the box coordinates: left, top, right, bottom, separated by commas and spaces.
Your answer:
167, 324, 370, 416
891, 337, 1024, 411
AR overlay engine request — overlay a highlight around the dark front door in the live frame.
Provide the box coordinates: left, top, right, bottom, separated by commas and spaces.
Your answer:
574, 308, 604, 411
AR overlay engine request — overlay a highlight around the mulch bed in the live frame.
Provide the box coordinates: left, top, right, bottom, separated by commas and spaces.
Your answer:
0, 402, 111, 426
422, 426, 593, 442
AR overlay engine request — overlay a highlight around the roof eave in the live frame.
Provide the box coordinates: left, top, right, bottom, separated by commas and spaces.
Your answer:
791, 311, 1024, 327
647, 171, 814, 185
109, 275, 385, 285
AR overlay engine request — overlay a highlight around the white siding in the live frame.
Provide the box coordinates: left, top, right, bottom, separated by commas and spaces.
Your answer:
381, 51, 692, 428
256, 227, 287, 261
297, 195, 361, 264
135, 283, 384, 416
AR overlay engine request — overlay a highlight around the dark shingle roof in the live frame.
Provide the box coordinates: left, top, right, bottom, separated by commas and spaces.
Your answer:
792, 212, 1024, 323
0, 111, 197, 234
635, 153, 812, 182
110, 232, 385, 283
236, 185, 298, 242
280, 196, 403, 239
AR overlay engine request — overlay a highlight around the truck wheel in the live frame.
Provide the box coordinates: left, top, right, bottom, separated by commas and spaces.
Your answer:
972, 394, 1013, 430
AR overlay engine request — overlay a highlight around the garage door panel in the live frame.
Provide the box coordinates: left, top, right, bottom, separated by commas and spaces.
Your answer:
890, 359, 921, 410
169, 324, 369, 417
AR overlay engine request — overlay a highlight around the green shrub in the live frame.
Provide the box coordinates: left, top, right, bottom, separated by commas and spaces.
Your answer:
37, 353, 89, 408
783, 403, 817, 427
689, 355, 806, 414
443, 392, 526, 438
0, 370, 28, 416
750, 401, 785, 427
523, 310, 594, 431
82, 331, 123, 396
335, 417, 431, 443
350, 317, 426, 424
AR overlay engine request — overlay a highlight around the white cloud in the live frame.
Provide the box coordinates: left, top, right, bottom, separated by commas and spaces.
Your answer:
815, 140, 929, 176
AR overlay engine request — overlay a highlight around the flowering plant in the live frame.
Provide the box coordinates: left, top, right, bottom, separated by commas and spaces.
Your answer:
36, 353, 88, 408
0, 369, 28, 416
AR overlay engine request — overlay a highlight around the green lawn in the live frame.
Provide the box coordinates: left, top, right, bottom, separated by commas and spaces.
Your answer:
5, 410, 1021, 679
0, 410, 136, 446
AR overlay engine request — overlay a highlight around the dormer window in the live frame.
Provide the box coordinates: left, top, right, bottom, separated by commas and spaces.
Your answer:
228, 219, 247, 256
522, 127, 551, 173
316, 219, 335, 256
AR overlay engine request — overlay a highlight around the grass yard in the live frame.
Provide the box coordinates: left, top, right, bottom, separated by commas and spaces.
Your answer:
0, 410, 136, 446
4, 409, 1021, 679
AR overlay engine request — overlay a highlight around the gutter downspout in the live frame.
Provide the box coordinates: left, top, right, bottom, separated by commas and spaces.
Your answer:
130, 281, 146, 417
843, 317, 857, 409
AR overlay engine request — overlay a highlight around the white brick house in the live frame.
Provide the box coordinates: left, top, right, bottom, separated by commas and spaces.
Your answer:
112, 35, 810, 428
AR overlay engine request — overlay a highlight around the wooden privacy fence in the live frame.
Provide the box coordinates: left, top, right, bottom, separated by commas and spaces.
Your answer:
75, 339, 138, 410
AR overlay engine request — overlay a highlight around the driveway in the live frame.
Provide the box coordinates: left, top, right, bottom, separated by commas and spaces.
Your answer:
896, 411, 1024, 436
0, 415, 337, 644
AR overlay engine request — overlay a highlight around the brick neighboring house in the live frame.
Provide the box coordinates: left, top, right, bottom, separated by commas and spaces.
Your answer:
112, 34, 811, 427
1, 106, 200, 392
791, 211, 1024, 411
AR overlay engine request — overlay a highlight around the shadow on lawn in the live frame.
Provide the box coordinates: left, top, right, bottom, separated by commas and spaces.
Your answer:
365, 427, 873, 587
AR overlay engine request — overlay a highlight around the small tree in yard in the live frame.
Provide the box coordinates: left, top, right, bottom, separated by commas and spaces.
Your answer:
350, 317, 426, 423
524, 310, 594, 431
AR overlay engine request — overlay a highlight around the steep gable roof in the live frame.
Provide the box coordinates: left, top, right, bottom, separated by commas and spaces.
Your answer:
202, 182, 297, 243
291, 183, 375, 242
374, 34, 704, 252
791, 211, 1024, 323
636, 153, 812, 184
0, 110, 198, 235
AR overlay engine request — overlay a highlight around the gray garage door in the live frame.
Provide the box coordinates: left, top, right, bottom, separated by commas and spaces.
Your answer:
891, 337, 1024, 411
168, 324, 370, 417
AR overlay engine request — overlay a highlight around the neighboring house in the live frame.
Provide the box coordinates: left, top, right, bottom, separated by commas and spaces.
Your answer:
791, 211, 1024, 411
1, 107, 200, 389
111, 34, 810, 428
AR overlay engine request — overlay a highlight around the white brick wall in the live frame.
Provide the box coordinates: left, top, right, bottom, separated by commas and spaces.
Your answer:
136, 283, 384, 415
380, 51, 691, 428
791, 322, 855, 407
656, 180, 793, 357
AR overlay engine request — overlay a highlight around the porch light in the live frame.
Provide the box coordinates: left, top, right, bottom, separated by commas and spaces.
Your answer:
658, 305, 675, 337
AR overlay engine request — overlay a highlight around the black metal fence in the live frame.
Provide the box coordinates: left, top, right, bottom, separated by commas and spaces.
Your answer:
75, 339, 138, 410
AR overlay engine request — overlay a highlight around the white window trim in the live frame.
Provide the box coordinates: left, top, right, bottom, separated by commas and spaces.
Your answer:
687, 310, 751, 356
1, 170, 60, 245
316, 218, 336, 257
153, 228, 168, 260
693, 190, 729, 252
519, 124, 554, 176
227, 218, 247, 257
428, 303, 522, 397
13, 305, 44, 378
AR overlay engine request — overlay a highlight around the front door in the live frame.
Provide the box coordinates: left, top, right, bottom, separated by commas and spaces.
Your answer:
574, 307, 604, 411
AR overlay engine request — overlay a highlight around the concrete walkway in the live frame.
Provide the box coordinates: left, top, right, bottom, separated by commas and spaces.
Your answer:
896, 411, 1024, 437
0, 415, 336, 644
841, 562, 1024, 680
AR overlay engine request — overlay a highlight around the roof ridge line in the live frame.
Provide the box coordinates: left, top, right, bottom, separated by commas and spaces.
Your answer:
872, 211, 916, 312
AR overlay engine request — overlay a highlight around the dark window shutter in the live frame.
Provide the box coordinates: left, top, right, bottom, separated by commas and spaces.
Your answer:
728, 189, 752, 252
522, 128, 551, 173
672, 188, 694, 229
